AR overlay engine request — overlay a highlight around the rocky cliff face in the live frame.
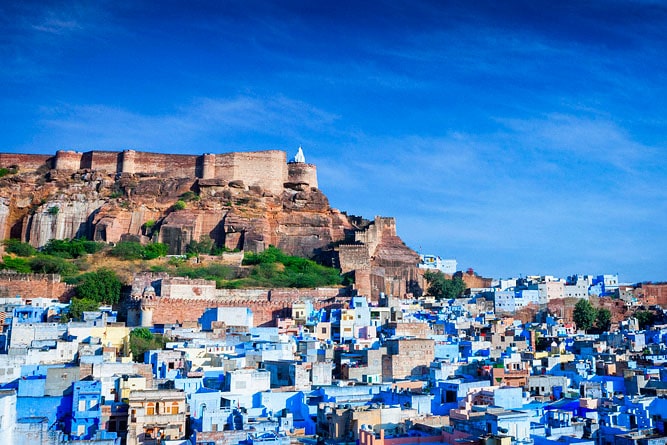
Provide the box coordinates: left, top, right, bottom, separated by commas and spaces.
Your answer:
1, 151, 425, 299
0, 159, 358, 259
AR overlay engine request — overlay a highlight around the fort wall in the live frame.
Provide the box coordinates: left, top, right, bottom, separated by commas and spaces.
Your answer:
54, 150, 83, 170
81, 150, 120, 172
129, 273, 346, 326
0, 153, 52, 172
354, 216, 396, 256
338, 245, 370, 274
287, 162, 318, 188
224, 150, 288, 193
147, 294, 347, 327
201, 153, 216, 179
0, 272, 73, 301
128, 273, 347, 326
2, 149, 316, 195
132, 151, 199, 178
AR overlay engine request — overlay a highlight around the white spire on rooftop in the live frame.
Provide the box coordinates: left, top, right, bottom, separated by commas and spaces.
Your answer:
293, 146, 306, 163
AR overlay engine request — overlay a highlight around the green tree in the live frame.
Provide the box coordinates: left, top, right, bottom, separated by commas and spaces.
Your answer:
75, 268, 122, 304
0, 166, 18, 177
424, 271, 466, 299
67, 297, 100, 321
573, 299, 597, 332
111, 241, 144, 260
186, 236, 214, 257
143, 243, 168, 260
43, 239, 82, 258
635, 310, 656, 330
3, 239, 36, 257
130, 328, 166, 362
42, 238, 103, 258
240, 245, 341, 288
29, 255, 78, 276
0, 255, 32, 273
595, 308, 612, 332
173, 200, 186, 210
131, 327, 153, 340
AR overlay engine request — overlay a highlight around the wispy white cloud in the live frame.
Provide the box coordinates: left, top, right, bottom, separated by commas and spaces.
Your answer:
0, 2, 117, 81
28, 96, 339, 152
318, 112, 667, 280
496, 114, 657, 172
31, 15, 83, 35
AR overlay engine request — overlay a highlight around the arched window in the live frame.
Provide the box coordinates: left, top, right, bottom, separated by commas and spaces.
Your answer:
171, 401, 179, 414
146, 402, 155, 415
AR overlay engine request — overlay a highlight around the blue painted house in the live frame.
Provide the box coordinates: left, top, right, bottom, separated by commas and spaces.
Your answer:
69, 377, 105, 440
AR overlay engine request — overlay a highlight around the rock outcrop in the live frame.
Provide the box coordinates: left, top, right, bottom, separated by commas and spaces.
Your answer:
0, 149, 422, 299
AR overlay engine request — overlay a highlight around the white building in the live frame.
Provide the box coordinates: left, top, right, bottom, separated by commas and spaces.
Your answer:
494, 288, 541, 313
0, 390, 16, 445
564, 275, 594, 299
418, 254, 457, 275
537, 280, 564, 302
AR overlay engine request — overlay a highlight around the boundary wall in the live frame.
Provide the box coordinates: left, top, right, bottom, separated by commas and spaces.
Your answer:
1, 149, 318, 194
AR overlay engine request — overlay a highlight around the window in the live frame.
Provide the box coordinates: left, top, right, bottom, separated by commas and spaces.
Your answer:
171, 402, 179, 414
146, 403, 155, 415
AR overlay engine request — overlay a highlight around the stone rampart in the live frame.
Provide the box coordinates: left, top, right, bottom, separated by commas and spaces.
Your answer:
354, 216, 396, 254
128, 273, 348, 326
161, 277, 217, 299
1, 150, 316, 195
132, 151, 199, 178
81, 150, 119, 172
0, 153, 52, 171
54, 150, 83, 170
338, 244, 370, 274
158, 286, 345, 302
0, 272, 72, 301
638, 283, 667, 307
42, 149, 303, 194
148, 293, 347, 327
287, 162, 318, 188
222, 150, 288, 193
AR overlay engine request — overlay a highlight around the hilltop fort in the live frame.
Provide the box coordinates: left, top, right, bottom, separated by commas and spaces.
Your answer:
0, 148, 318, 194
0, 148, 420, 300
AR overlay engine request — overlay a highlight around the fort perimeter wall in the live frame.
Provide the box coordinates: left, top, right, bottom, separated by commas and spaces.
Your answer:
1, 150, 317, 195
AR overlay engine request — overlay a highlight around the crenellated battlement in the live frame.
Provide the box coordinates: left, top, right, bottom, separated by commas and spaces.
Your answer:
1, 149, 318, 195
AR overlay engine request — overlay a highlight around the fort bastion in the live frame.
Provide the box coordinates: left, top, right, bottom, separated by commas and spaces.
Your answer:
0, 148, 318, 194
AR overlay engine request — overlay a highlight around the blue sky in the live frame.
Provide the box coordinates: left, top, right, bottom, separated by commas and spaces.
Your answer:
1, 0, 666, 283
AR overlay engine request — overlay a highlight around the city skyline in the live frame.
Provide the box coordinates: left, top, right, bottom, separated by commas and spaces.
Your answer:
1, 1, 666, 282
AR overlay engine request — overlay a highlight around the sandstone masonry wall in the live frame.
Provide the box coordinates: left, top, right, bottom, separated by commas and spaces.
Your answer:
0, 153, 52, 171
133, 151, 198, 178
225, 150, 288, 193
82, 151, 119, 172
287, 162, 318, 188
0, 272, 72, 301
638, 283, 667, 307
44, 149, 304, 195
338, 245, 370, 274
129, 273, 347, 327
148, 294, 346, 327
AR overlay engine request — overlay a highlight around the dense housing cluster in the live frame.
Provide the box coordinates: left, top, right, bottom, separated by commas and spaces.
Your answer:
1, 268, 666, 445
